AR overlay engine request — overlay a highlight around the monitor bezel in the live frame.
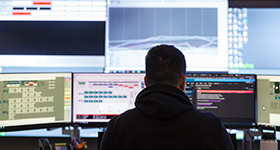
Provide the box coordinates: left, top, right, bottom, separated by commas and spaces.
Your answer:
186, 72, 257, 128
72, 72, 146, 127
256, 74, 280, 128
0, 72, 73, 132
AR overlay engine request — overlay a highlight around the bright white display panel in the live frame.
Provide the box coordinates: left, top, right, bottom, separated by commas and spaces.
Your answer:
0, 0, 106, 21
106, 0, 228, 72
228, 8, 280, 75
0, 73, 72, 129
73, 73, 145, 123
0, 0, 106, 71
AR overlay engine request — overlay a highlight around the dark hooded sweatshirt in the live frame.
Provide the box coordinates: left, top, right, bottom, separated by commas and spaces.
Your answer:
100, 84, 234, 150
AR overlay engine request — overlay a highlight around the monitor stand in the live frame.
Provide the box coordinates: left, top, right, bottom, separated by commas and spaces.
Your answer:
62, 125, 81, 145
42, 125, 82, 149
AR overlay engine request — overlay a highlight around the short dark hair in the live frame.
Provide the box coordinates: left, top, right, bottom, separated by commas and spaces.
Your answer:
145, 44, 186, 86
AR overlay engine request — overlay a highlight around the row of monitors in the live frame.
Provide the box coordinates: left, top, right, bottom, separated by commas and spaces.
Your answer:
0, 72, 278, 131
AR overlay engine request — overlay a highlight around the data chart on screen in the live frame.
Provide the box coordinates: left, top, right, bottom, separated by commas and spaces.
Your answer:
106, 0, 228, 72
0, 73, 72, 129
73, 73, 145, 123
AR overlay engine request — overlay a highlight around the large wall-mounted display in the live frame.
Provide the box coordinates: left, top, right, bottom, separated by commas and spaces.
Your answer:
106, 0, 228, 72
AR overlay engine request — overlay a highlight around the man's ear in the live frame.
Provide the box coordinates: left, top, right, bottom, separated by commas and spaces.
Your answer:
144, 76, 148, 87
178, 75, 186, 91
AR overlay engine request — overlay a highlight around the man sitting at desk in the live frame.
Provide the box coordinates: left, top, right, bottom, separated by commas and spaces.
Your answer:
100, 44, 234, 150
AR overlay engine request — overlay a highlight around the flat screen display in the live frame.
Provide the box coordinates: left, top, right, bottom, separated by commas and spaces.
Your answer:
185, 73, 256, 127
73, 73, 145, 123
0, 73, 72, 131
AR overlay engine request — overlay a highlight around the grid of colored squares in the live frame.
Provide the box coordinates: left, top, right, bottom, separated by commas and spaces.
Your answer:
84, 100, 103, 103
84, 91, 112, 94
84, 95, 127, 98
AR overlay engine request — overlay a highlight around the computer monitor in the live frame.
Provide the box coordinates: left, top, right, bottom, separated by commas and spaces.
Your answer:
0, 73, 72, 131
185, 73, 256, 127
257, 75, 280, 127
0, 0, 106, 69
106, 0, 228, 72
73, 73, 145, 125
228, 8, 280, 74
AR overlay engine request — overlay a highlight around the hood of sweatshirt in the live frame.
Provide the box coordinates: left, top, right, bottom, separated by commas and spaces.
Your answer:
135, 84, 194, 120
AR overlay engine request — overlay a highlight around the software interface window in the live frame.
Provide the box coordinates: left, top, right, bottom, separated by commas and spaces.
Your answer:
106, 0, 228, 72
186, 73, 256, 125
73, 73, 145, 123
0, 0, 106, 70
0, 73, 72, 128
258, 75, 280, 127
229, 8, 280, 74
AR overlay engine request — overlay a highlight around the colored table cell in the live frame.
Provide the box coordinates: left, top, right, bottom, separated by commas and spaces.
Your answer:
89, 91, 94, 94
84, 91, 89, 94
84, 96, 89, 98
13, 12, 31, 15
33, 2, 51, 5
84, 100, 89, 102
123, 96, 127, 98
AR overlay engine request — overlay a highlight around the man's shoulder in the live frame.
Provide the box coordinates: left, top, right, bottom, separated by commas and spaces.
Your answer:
192, 109, 219, 120
183, 109, 221, 126
110, 108, 221, 126
108, 108, 139, 123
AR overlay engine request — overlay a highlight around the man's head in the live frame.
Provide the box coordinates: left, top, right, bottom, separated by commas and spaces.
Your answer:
145, 44, 186, 90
